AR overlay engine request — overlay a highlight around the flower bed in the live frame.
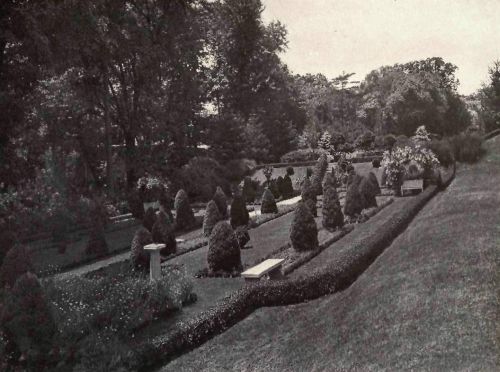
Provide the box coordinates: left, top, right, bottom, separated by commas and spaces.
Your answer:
133, 166, 456, 370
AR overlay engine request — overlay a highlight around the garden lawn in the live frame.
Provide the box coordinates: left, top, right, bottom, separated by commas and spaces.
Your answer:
160, 137, 500, 371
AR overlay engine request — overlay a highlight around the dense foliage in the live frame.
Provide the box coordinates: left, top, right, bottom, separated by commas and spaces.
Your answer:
261, 189, 278, 214
130, 228, 153, 271
203, 200, 223, 238
152, 211, 177, 256
174, 189, 195, 231
322, 180, 344, 230
230, 195, 249, 228
207, 222, 242, 273
290, 202, 318, 252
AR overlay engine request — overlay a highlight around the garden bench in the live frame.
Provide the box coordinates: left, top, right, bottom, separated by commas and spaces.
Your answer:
401, 179, 424, 196
241, 258, 285, 282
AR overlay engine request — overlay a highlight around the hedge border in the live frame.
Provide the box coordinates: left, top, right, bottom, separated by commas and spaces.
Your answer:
135, 166, 455, 371
484, 128, 500, 140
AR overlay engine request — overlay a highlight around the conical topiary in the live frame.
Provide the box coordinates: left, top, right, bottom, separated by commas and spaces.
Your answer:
261, 188, 278, 214
143, 207, 157, 232
152, 211, 177, 256
130, 227, 153, 270
368, 172, 381, 195
281, 174, 294, 199
305, 198, 317, 217
174, 189, 195, 231
0, 245, 34, 288
359, 176, 378, 209
1, 272, 56, 366
322, 181, 344, 230
203, 200, 222, 237
213, 186, 228, 219
230, 194, 249, 228
300, 177, 316, 203
242, 177, 256, 203
311, 154, 328, 195
344, 174, 364, 218
322, 171, 337, 191
290, 201, 318, 252
207, 221, 242, 273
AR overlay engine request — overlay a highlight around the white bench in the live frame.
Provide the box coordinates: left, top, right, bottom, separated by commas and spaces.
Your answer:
241, 259, 285, 282
401, 179, 424, 196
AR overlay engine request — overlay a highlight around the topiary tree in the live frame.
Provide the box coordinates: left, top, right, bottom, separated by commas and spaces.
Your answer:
290, 202, 318, 252
358, 176, 378, 209
152, 211, 177, 255
305, 198, 317, 217
286, 166, 294, 176
130, 227, 153, 270
213, 186, 228, 219
174, 189, 195, 231
280, 174, 294, 199
242, 176, 256, 204
368, 172, 381, 195
322, 171, 337, 191
1, 272, 56, 368
311, 153, 328, 195
300, 177, 316, 203
0, 245, 33, 289
230, 194, 249, 228
322, 181, 344, 230
207, 221, 242, 273
344, 174, 364, 218
261, 188, 278, 214
143, 207, 157, 232
203, 200, 222, 237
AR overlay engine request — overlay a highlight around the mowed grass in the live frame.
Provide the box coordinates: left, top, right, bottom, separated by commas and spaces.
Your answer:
160, 137, 500, 372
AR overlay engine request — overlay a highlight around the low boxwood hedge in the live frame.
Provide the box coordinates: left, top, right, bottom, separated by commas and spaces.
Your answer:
135, 166, 456, 370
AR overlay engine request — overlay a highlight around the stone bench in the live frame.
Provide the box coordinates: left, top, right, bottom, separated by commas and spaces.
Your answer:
241, 259, 285, 282
401, 179, 424, 196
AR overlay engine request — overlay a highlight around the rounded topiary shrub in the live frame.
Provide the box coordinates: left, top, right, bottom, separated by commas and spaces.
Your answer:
234, 226, 250, 249
322, 182, 344, 230
1, 272, 56, 367
152, 211, 177, 255
207, 221, 242, 273
300, 177, 316, 204
230, 194, 249, 228
213, 186, 228, 219
130, 227, 153, 270
261, 188, 278, 214
85, 222, 108, 257
0, 245, 34, 289
344, 174, 364, 218
290, 202, 318, 252
305, 198, 317, 217
269, 179, 281, 199
286, 166, 294, 176
203, 200, 222, 237
143, 207, 157, 232
358, 176, 378, 209
174, 189, 195, 231
368, 171, 381, 195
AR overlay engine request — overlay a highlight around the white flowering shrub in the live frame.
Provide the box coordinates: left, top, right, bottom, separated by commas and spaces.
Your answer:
136, 175, 169, 202
413, 125, 431, 143
382, 145, 440, 187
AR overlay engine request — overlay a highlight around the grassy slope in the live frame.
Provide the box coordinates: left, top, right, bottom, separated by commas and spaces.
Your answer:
161, 137, 500, 372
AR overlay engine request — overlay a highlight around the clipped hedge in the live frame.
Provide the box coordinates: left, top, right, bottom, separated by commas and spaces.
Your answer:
135, 165, 456, 371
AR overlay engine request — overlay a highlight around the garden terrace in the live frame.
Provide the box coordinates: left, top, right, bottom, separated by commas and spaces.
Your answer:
155, 139, 497, 372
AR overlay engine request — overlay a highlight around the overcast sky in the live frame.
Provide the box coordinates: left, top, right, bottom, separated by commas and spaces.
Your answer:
261, 0, 500, 94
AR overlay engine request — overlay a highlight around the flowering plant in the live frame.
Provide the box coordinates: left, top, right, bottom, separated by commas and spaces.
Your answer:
412, 125, 431, 143
382, 145, 440, 189
136, 175, 169, 202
